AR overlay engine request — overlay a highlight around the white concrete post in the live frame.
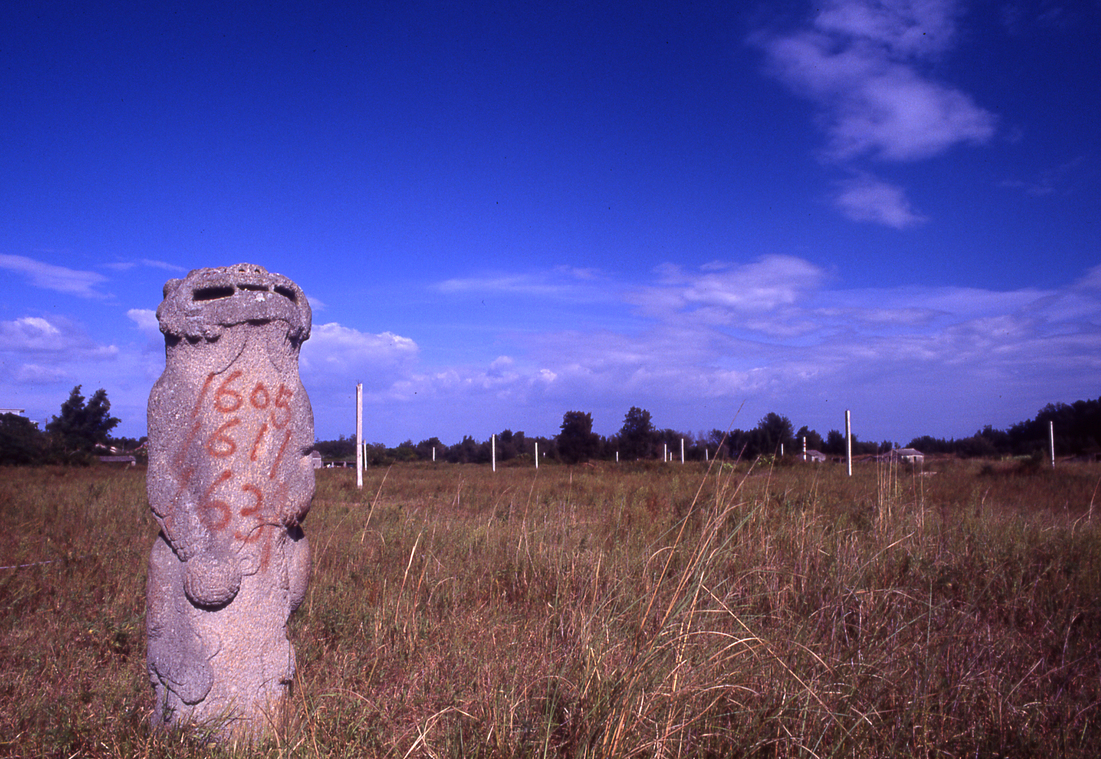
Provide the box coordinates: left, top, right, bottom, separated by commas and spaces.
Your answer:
492, 434, 496, 472
845, 409, 852, 477
535, 441, 539, 469
680, 438, 685, 464
356, 383, 363, 489
1050, 421, 1055, 468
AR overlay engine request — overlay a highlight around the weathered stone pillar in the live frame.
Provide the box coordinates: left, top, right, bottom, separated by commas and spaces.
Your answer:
145, 264, 314, 740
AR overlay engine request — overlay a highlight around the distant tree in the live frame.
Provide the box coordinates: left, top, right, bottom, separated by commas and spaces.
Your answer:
531, 435, 558, 462
655, 428, 682, 460
1009, 398, 1101, 457
447, 435, 478, 463
976, 425, 1011, 456
726, 428, 752, 460
363, 442, 390, 466
46, 386, 120, 454
619, 407, 655, 460
0, 413, 46, 465
906, 435, 952, 455
110, 435, 147, 451
557, 411, 598, 464
850, 434, 879, 456
393, 439, 418, 462
823, 429, 846, 456
752, 412, 794, 457
794, 426, 824, 453
495, 429, 520, 462
415, 436, 444, 461
956, 434, 997, 459
313, 434, 357, 460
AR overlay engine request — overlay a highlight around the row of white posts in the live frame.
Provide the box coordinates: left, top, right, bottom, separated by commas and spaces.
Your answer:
352, 387, 1059, 489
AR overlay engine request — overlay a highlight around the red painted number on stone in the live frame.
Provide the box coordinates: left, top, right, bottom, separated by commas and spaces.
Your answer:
206, 418, 241, 458
201, 470, 234, 530
249, 382, 270, 409
214, 371, 244, 413
239, 483, 263, 518
272, 385, 293, 428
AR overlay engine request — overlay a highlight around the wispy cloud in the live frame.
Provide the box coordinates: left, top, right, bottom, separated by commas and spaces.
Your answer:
999, 154, 1092, 197
0, 315, 119, 389
754, 0, 995, 226
631, 256, 827, 320
0, 254, 110, 298
126, 308, 161, 336
0, 317, 61, 351
0, 316, 116, 356
4, 257, 1100, 445
103, 259, 188, 273
834, 174, 927, 227
410, 256, 1101, 440
300, 322, 419, 394
435, 267, 614, 302
759, 0, 995, 162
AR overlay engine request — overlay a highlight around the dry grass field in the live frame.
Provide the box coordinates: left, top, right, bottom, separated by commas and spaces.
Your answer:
2, 457, 1100, 757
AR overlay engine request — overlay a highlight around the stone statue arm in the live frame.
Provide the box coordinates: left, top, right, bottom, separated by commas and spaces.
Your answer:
146, 416, 213, 563
273, 392, 316, 527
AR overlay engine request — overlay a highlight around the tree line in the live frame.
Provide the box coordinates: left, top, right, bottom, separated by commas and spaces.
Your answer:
313, 396, 1101, 466
320, 407, 895, 467
4, 387, 1100, 467
907, 398, 1101, 459
0, 386, 131, 465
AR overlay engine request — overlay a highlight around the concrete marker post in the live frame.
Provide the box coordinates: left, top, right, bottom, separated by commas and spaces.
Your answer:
845, 409, 852, 477
356, 383, 363, 489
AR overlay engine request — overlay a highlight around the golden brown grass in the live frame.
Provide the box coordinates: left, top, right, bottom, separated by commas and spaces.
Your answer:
2, 458, 1100, 757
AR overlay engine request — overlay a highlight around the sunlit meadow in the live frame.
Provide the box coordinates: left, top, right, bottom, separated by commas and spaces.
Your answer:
2, 457, 1100, 757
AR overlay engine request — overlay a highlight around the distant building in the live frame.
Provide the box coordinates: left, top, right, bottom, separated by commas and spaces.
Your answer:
878, 448, 924, 464
0, 408, 38, 428
803, 449, 827, 462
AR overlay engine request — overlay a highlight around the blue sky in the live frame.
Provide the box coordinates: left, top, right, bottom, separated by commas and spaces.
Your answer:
2, 0, 1099, 447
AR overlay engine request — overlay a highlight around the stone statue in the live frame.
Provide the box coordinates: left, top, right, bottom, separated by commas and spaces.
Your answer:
145, 264, 314, 740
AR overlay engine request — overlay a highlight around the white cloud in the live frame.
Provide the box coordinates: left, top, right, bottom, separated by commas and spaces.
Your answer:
0, 321, 124, 431
435, 268, 614, 303
104, 259, 187, 273
999, 154, 1091, 198
6, 257, 1098, 446
436, 256, 1101, 442
815, 0, 960, 57
632, 256, 827, 321
1076, 264, 1101, 292
15, 363, 70, 384
0, 314, 124, 438
127, 308, 161, 336
760, 2, 995, 162
300, 323, 420, 396
0, 316, 116, 355
0, 254, 110, 298
755, 0, 995, 226
834, 174, 927, 227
